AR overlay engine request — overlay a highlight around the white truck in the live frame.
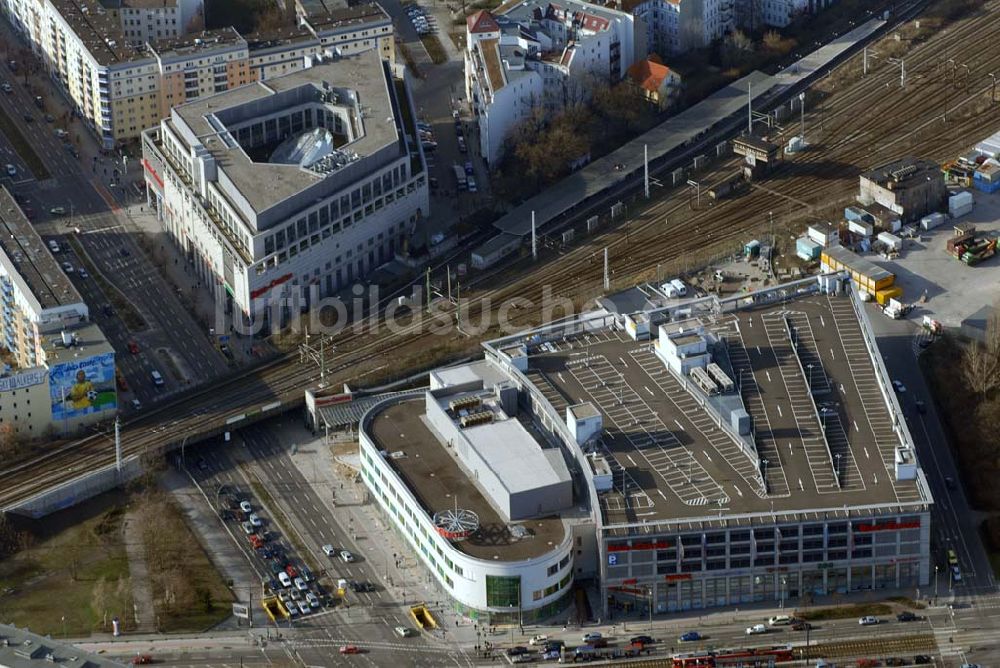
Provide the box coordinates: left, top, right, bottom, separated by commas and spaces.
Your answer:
883, 298, 911, 319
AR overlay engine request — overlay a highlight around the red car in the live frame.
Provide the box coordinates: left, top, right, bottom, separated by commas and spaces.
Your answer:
127, 340, 140, 354
285, 564, 297, 578
248, 534, 263, 549
130, 656, 153, 665
339, 645, 362, 655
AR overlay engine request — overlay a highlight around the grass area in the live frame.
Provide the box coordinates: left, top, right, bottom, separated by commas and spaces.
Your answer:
0, 103, 50, 181
135, 492, 233, 632
398, 42, 422, 79
886, 596, 925, 610
448, 31, 466, 52
419, 34, 448, 65
0, 495, 132, 636
796, 602, 892, 621
66, 235, 147, 332
978, 521, 1000, 579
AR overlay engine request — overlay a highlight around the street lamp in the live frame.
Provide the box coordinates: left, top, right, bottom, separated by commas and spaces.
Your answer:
780, 577, 787, 609
934, 565, 939, 600
806, 363, 814, 392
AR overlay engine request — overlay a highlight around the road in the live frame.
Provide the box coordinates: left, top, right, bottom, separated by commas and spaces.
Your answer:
0, 27, 230, 411
182, 423, 477, 667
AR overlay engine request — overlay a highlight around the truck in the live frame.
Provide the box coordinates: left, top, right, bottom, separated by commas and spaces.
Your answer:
452, 164, 467, 191
262, 596, 289, 622
883, 298, 911, 320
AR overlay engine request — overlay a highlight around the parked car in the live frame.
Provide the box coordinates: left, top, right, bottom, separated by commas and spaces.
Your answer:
395, 626, 415, 637
248, 513, 263, 527
5, 164, 16, 177
294, 577, 308, 592
285, 564, 298, 578
240, 500, 252, 513
297, 600, 310, 615
306, 592, 320, 608
241, 521, 254, 535
277, 571, 291, 587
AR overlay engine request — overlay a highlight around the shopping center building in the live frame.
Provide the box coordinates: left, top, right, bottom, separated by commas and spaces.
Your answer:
359, 274, 932, 621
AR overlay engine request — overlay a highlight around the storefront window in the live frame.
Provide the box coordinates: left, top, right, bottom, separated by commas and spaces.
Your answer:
485, 575, 520, 608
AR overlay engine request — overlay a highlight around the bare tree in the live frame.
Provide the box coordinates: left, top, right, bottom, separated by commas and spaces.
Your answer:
962, 310, 1000, 397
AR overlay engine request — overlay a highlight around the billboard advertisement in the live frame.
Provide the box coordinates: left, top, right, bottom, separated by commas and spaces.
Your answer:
50, 352, 117, 420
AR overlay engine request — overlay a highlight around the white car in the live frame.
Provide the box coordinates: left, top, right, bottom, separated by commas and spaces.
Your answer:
130, 398, 141, 410
61, 261, 74, 274
294, 577, 308, 592
248, 513, 262, 527
892, 380, 906, 394
287, 602, 299, 617
278, 571, 291, 588
745, 624, 767, 635
240, 501, 252, 514
858, 616, 880, 626
5, 164, 15, 177
305, 592, 320, 608
322, 544, 336, 556
297, 600, 310, 615
340, 550, 355, 563
241, 521, 254, 535
395, 626, 415, 638
529, 635, 548, 646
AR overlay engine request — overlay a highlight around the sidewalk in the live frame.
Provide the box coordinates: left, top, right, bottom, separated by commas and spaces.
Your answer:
121, 510, 156, 633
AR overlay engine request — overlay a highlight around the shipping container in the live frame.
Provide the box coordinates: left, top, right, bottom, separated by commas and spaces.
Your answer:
920, 212, 948, 231
844, 206, 874, 224
807, 223, 839, 247
821, 246, 895, 292
744, 240, 760, 258
848, 220, 873, 237
877, 232, 902, 252
949, 191, 974, 219
875, 286, 903, 306
974, 176, 1000, 194
796, 236, 822, 261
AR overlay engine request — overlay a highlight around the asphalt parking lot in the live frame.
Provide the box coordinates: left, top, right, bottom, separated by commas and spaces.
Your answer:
874, 187, 1000, 327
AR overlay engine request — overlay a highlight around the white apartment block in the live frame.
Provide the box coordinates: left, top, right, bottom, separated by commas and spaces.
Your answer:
1, 0, 394, 147
297, 0, 395, 69
465, 2, 635, 166
141, 50, 429, 325
757, 0, 836, 28
615, 0, 734, 55
101, 0, 204, 47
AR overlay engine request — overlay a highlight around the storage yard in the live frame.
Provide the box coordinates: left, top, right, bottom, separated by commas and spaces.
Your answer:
5, 0, 1000, 512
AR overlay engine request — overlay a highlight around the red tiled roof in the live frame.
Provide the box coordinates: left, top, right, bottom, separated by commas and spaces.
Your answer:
627, 57, 673, 93
467, 9, 500, 33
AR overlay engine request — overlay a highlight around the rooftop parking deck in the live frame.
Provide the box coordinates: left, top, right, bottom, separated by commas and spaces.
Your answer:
523, 291, 927, 531
368, 398, 567, 562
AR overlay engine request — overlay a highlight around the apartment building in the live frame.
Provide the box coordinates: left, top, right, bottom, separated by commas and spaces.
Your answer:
465, 2, 635, 165
149, 28, 251, 117
141, 50, 428, 325
100, 0, 203, 47
246, 26, 322, 82
755, 0, 837, 29
2, 0, 394, 147
297, 1, 395, 69
611, 0, 734, 55
0, 187, 116, 438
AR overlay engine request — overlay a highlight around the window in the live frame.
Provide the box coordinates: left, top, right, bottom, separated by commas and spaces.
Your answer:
485, 575, 520, 607
547, 563, 559, 576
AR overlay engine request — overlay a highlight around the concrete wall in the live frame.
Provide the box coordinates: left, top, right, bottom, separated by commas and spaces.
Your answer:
6, 456, 145, 519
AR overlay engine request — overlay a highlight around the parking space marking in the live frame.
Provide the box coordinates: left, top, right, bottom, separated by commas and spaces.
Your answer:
568, 354, 728, 506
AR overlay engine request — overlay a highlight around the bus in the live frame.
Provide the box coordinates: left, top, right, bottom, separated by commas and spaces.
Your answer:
453, 164, 467, 191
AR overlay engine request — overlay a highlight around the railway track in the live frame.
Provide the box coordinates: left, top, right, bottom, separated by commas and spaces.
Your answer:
4, 0, 1000, 512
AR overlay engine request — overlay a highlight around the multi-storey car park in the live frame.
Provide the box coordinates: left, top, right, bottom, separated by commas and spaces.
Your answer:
141, 48, 427, 325
359, 274, 932, 622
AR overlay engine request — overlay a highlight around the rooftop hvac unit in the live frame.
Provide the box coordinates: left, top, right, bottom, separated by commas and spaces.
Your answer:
690, 366, 719, 396
890, 164, 917, 181
460, 411, 494, 428
449, 395, 481, 413
706, 362, 735, 393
